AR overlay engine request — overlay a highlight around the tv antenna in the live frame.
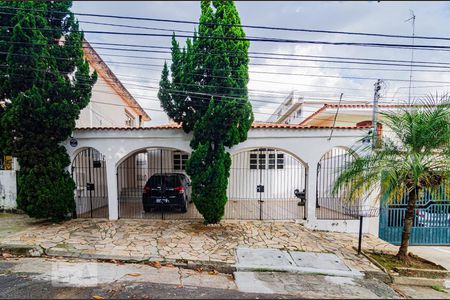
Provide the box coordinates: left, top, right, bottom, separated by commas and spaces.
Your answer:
405, 10, 416, 105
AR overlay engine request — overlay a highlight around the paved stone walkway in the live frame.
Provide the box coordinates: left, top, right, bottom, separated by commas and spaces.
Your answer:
0, 218, 398, 273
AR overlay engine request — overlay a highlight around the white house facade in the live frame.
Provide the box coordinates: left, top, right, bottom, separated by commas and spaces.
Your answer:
66, 123, 379, 234
76, 40, 150, 128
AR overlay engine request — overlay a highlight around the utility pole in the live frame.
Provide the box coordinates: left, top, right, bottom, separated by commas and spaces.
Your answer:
372, 79, 382, 148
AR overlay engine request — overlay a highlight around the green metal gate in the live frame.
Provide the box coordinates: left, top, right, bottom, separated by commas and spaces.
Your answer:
379, 182, 450, 245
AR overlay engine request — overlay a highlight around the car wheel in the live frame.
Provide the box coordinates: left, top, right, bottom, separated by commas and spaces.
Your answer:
181, 199, 188, 213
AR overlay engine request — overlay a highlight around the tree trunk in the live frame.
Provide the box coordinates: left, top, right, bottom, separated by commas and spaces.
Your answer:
397, 188, 417, 260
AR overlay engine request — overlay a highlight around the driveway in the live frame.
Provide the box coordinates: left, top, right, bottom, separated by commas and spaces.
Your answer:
0, 213, 40, 240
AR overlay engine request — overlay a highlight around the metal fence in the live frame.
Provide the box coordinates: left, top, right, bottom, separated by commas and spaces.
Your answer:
316, 147, 360, 220
71, 148, 109, 218
379, 181, 450, 245
116, 147, 306, 220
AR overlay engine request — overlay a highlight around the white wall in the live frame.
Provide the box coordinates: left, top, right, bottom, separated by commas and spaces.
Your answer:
76, 74, 141, 128
0, 171, 17, 210
66, 126, 373, 233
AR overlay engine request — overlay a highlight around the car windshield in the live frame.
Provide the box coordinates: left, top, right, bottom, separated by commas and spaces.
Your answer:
149, 175, 181, 188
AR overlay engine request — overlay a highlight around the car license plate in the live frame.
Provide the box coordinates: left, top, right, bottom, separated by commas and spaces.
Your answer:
156, 198, 168, 204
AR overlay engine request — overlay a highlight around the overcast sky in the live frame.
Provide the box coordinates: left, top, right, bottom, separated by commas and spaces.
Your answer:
73, 1, 450, 125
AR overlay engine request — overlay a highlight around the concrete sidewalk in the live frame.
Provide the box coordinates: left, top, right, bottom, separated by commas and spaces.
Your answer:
0, 257, 401, 299
409, 246, 450, 270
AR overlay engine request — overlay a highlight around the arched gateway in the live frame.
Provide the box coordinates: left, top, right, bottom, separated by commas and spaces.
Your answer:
66, 125, 368, 231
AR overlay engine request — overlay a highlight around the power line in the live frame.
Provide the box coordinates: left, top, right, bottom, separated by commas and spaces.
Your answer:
1, 67, 416, 127
5, 5, 450, 42
0, 74, 428, 131
20, 28, 450, 50
1, 67, 427, 111
7, 46, 450, 73
86, 41, 450, 65
3, 21, 450, 51
7, 50, 446, 91
5, 39, 450, 69
97, 61, 450, 84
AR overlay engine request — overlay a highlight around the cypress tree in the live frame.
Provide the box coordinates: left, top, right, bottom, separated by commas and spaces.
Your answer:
0, 1, 96, 220
158, 0, 253, 224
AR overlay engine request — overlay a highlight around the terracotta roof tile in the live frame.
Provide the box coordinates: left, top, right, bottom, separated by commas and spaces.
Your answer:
75, 122, 370, 131
325, 104, 414, 109
298, 103, 420, 126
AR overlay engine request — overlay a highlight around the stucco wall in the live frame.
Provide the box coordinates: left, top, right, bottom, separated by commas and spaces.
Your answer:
0, 171, 17, 210
66, 127, 377, 233
76, 75, 141, 128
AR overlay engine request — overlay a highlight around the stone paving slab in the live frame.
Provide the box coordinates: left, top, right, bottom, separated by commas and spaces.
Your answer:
235, 248, 362, 278
0, 218, 399, 274
289, 252, 350, 271
235, 248, 294, 268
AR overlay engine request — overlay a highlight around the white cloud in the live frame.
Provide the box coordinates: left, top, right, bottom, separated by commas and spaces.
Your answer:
73, 1, 450, 124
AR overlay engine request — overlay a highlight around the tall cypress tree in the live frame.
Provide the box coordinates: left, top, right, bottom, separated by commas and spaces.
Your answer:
0, 1, 96, 220
159, 0, 253, 224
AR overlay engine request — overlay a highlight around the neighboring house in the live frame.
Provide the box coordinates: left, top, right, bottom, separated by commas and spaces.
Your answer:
267, 90, 368, 125
301, 102, 450, 246
76, 40, 150, 128
0, 41, 151, 211
298, 103, 405, 128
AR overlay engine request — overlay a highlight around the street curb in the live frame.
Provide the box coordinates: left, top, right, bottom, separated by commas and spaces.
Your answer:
233, 264, 364, 278
360, 250, 450, 288
0, 243, 236, 274
392, 276, 450, 289
0, 244, 44, 257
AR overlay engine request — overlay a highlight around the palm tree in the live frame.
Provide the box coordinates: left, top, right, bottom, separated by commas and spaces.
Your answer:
333, 95, 450, 260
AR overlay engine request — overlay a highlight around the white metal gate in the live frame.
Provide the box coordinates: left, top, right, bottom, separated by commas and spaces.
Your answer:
226, 148, 307, 220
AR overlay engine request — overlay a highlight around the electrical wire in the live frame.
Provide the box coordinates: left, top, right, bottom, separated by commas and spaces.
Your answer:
5, 5, 450, 43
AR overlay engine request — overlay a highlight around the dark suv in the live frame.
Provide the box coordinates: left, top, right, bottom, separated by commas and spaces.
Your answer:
142, 173, 191, 213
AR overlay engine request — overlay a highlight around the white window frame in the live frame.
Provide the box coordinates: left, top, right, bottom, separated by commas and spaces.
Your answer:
173, 151, 189, 171
249, 149, 284, 170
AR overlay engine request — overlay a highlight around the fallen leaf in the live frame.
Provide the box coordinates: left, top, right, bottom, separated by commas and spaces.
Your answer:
126, 273, 142, 277
208, 270, 219, 275
195, 267, 203, 273
2, 253, 13, 258
176, 285, 183, 288
92, 296, 104, 300
152, 261, 162, 269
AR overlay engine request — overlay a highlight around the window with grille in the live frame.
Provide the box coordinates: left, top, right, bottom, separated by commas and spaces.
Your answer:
173, 152, 189, 170
249, 149, 284, 170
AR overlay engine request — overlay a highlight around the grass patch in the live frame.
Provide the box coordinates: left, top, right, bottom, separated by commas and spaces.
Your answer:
367, 252, 444, 272
0, 213, 15, 218
431, 285, 448, 293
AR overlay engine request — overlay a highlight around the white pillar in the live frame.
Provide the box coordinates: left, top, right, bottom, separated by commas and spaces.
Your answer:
106, 159, 118, 220
305, 161, 319, 224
